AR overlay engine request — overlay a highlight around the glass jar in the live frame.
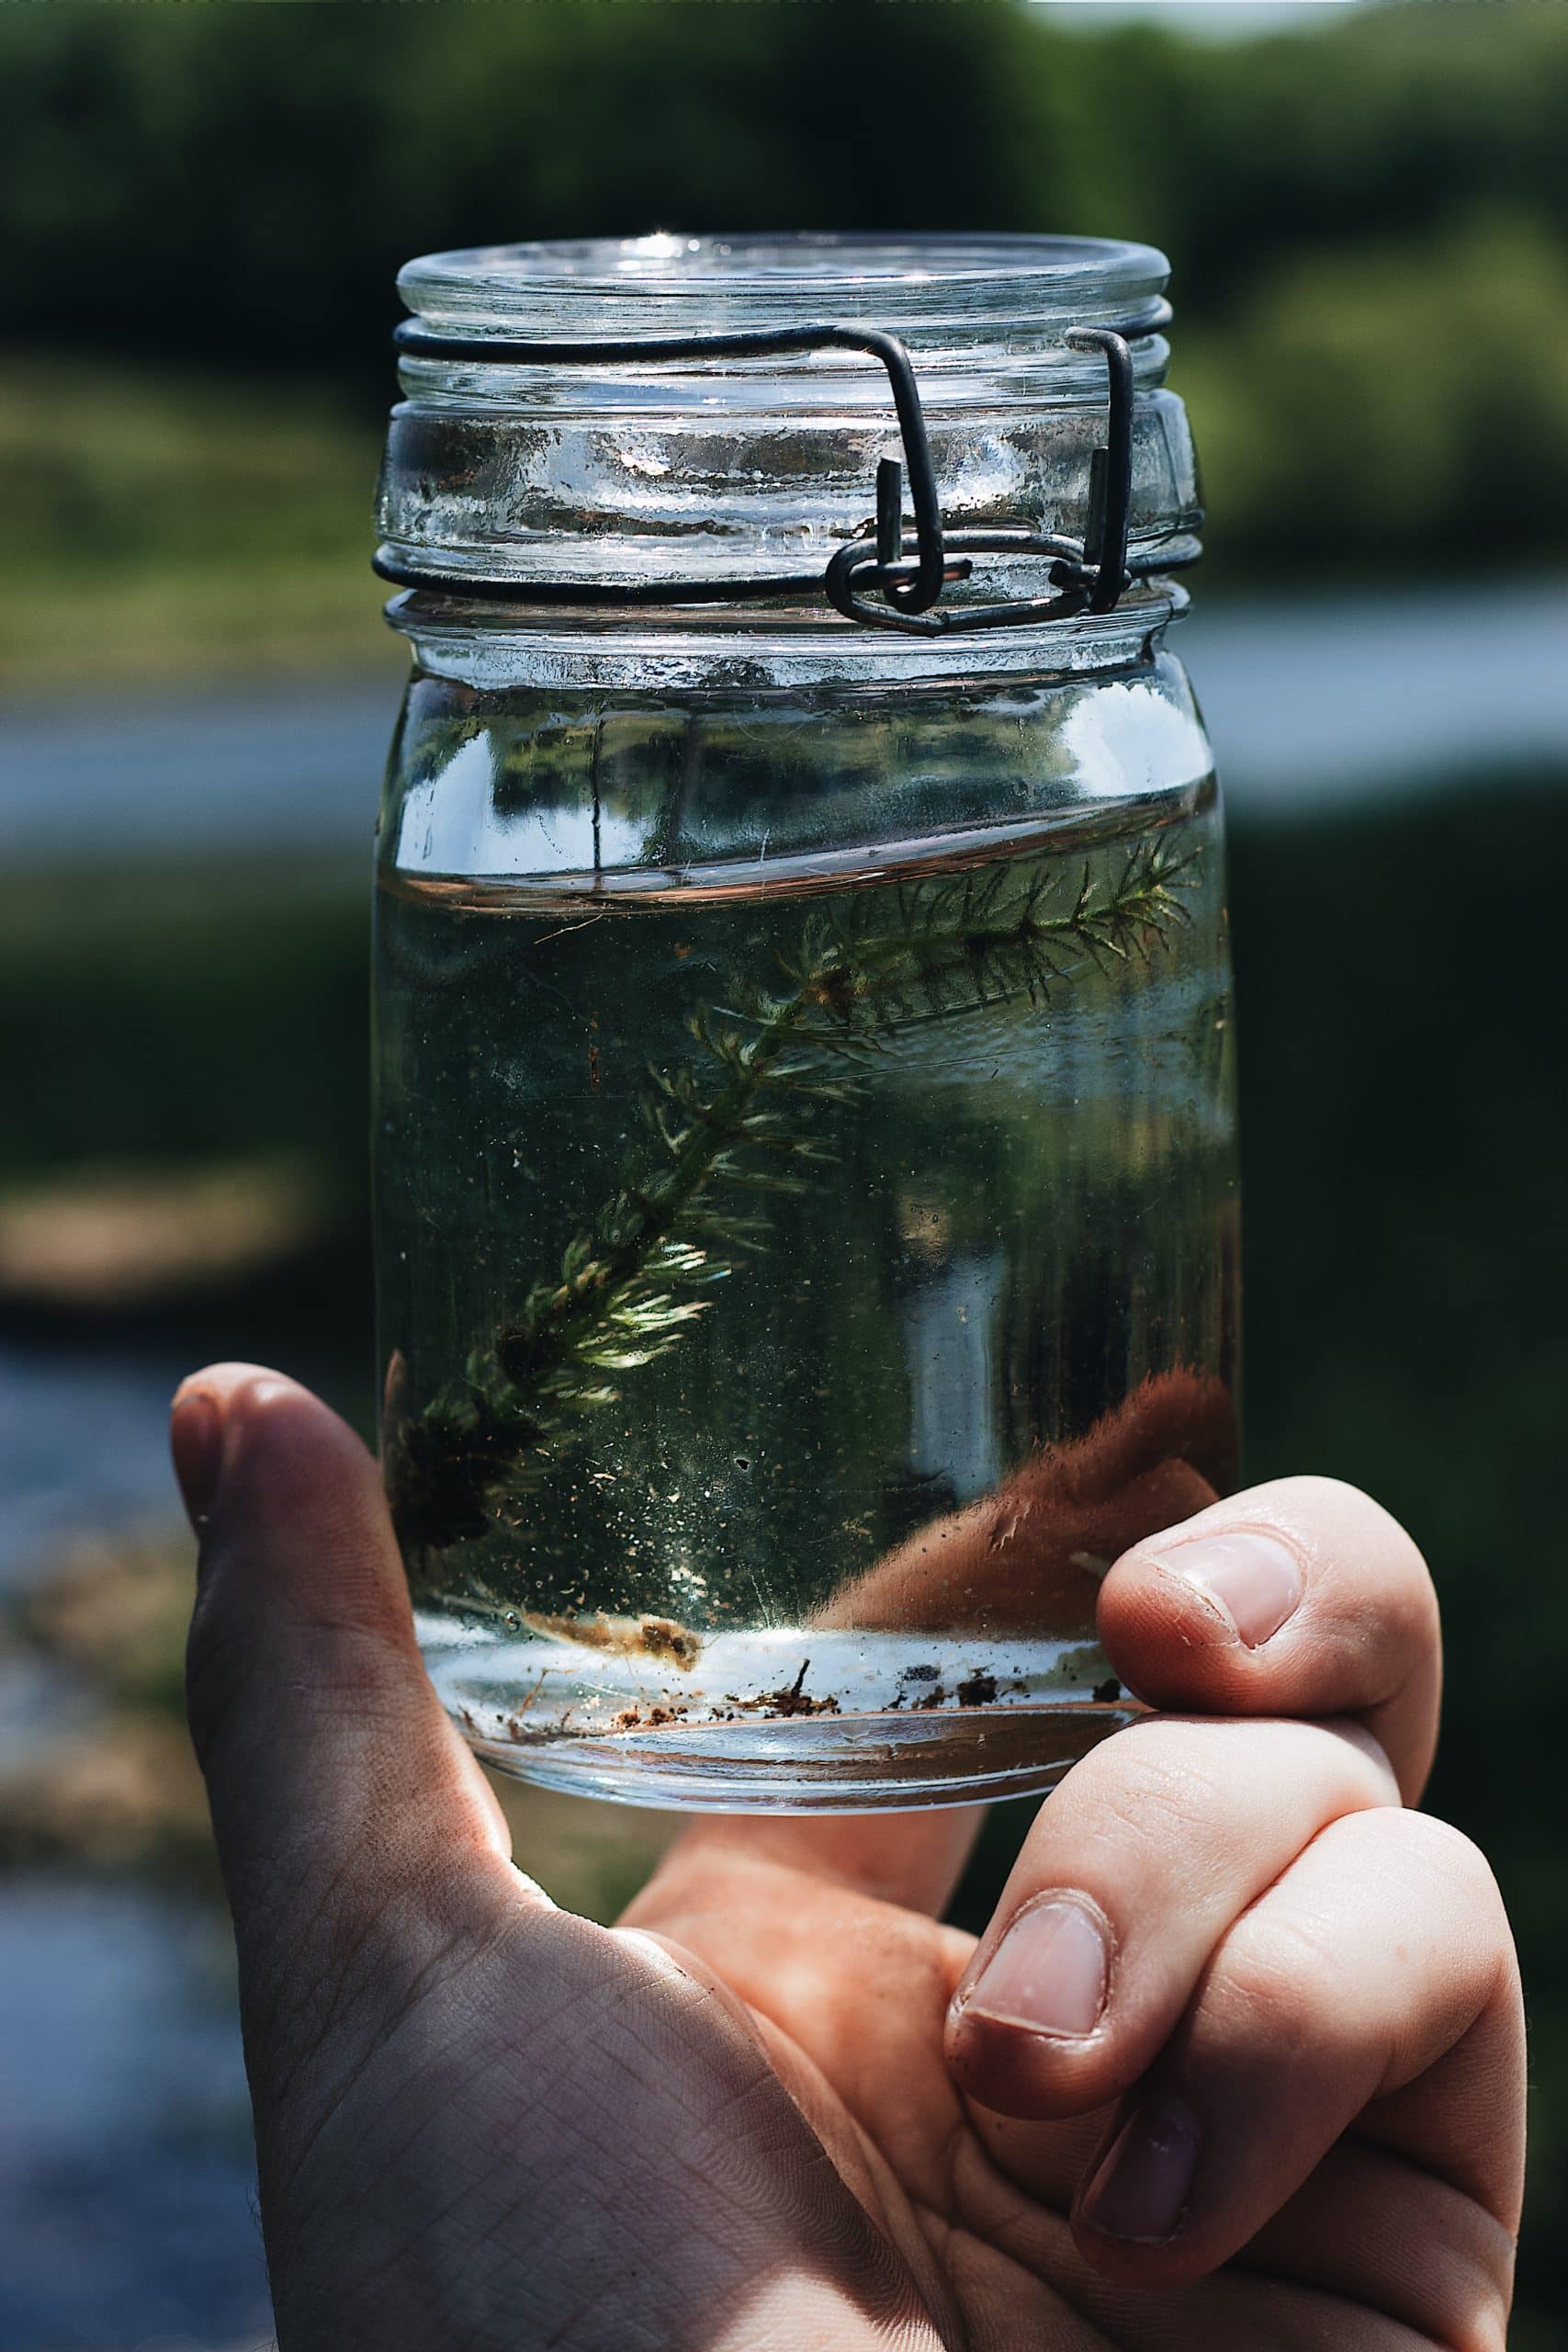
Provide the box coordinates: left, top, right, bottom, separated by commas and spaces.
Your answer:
372, 234, 1238, 1812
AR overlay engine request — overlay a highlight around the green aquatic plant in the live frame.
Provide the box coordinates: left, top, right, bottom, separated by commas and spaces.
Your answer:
388, 840, 1196, 1558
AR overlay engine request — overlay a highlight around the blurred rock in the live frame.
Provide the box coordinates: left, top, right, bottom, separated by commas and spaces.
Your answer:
0, 1713, 210, 1875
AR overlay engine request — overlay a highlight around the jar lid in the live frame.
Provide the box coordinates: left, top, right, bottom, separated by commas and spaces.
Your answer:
376, 233, 1202, 625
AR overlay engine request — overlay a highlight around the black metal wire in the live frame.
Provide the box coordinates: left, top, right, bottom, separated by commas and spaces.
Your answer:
1066, 325, 1136, 614
377, 300, 1195, 630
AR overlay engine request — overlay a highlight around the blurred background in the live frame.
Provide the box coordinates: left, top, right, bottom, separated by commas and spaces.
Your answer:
2, 1, 1565, 2344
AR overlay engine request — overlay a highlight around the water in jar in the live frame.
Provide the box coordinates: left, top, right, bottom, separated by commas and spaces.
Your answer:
375, 784, 1237, 1810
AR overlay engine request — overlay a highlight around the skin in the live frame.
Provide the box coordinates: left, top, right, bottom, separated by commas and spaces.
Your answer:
171, 1363, 1524, 2352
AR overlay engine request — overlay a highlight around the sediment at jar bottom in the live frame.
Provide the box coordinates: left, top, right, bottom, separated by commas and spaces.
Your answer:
420, 1612, 1136, 1811
418, 1616, 1122, 1736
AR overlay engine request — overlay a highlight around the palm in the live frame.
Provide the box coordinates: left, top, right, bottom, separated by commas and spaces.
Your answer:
638, 1840, 1098, 2347
251, 1807, 1506, 2351
628, 1831, 1409, 2348
251, 1838, 1161, 2347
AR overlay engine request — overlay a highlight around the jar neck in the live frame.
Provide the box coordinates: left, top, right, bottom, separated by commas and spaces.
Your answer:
385, 586, 1188, 696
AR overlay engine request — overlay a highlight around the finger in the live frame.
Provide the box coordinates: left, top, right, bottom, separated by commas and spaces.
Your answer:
1098, 1475, 1441, 1799
175, 1365, 524, 1994
1070, 1806, 1524, 2290
944, 1712, 1398, 2121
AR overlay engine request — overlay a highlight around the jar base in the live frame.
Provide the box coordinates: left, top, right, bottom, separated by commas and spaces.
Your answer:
462, 1701, 1136, 1813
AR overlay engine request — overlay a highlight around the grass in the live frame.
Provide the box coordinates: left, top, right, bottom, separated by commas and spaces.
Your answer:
4, 356, 392, 688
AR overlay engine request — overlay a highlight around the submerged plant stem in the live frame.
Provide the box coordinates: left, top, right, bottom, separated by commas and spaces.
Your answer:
388, 841, 1196, 1557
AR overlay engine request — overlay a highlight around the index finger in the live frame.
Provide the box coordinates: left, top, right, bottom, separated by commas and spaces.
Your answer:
1097, 1474, 1441, 1801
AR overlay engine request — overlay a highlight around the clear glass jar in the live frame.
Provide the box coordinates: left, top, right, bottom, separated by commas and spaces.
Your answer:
373, 235, 1238, 1812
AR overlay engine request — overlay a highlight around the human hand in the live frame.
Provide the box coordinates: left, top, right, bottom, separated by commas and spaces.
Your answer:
173, 1363, 1523, 2349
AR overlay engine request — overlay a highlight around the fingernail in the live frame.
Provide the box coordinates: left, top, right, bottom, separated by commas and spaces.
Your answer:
1156, 1530, 1303, 1647
956, 1895, 1111, 2039
1079, 2090, 1200, 2244
171, 1387, 223, 1530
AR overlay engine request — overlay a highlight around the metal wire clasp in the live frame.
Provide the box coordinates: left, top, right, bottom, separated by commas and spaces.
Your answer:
822, 313, 1169, 635
378, 303, 1192, 628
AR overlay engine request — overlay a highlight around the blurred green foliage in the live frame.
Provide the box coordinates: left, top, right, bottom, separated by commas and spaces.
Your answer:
6, 0, 1568, 368
1182, 211, 1568, 568
4, 0, 1568, 687
0, 358, 385, 681
0, 865, 367, 1193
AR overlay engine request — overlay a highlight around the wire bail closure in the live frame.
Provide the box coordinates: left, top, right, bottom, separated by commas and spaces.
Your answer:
378, 301, 1195, 629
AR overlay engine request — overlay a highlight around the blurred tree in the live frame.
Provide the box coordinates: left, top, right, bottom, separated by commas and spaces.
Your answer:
5, 0, 1568, 383
1179, 212, 1568, 570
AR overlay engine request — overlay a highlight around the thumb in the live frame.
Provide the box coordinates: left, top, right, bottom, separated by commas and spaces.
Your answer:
173, 1365, 520, 2007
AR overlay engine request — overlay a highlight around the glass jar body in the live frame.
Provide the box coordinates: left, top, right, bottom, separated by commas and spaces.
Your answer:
373, 617, 1239, 1810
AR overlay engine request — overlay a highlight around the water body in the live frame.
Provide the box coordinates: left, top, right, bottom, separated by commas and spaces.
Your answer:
0, 1883, 270, 2352
3, 580, 1566, 865
0, 1340, 190, 1596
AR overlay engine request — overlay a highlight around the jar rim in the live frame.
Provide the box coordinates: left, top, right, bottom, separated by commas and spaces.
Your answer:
398, 232, 1170, 338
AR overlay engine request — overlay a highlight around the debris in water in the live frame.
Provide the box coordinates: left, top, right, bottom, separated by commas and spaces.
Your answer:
611, 1702, 687, 1732
955, 1669, 998, 1707
728, 1657, 840, 1718
524, 1611, 704, 1668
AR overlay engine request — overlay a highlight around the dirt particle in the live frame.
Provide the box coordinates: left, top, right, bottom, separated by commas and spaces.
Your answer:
955, 1669, 998, 1708
612, 1702, 687, 1732
729, 1657, 840, 1719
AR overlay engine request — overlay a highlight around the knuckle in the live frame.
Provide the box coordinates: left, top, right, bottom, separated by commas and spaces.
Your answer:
1435, 2239, 1515, 2352
1323, 1714, 1402, 1797
186, 1554, 400, 1777
1382, 1808, 1508, 1923
1070, 1722, 1235, 1853
1212, 1906, 1343, 2041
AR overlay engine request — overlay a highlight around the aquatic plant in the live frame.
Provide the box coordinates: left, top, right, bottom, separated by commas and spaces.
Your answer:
388, 840, 1195, 1556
